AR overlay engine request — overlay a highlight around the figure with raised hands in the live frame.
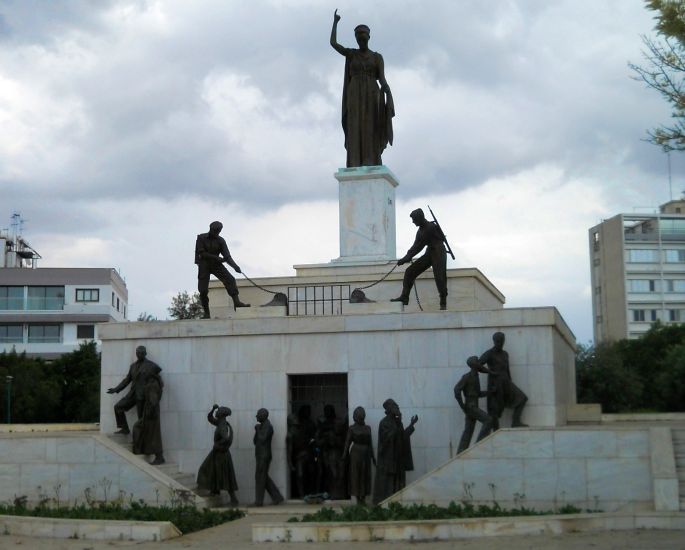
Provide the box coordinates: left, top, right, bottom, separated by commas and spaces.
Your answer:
372, 399, 417, 504
330, 9, 394, 167
197, 404, 239, 505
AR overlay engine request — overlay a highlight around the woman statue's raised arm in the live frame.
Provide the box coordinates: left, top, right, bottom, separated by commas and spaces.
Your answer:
330, 9, 346, 55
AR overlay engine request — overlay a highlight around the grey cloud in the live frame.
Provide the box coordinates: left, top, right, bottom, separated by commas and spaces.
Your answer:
0, 0, 682, 221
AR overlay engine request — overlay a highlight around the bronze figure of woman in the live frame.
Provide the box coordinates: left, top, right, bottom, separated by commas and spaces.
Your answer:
330, 9, 394, 167
342, 406, 376, 505
196, 404, 239, 505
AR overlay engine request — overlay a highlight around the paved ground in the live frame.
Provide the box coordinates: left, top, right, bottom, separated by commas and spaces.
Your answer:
0, 510, 684, 550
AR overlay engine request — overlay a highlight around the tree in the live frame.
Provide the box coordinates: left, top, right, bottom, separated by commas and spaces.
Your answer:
0, 343, 101, 423
53, 341, 101, 422
168, 290, 203, 320
630, 1, 685, 150
576, 322, 685, 412
576, 343, 644, 413
137, 312, 158, 322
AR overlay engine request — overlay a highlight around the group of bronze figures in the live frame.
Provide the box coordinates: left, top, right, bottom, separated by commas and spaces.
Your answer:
108, 331, 526, 506
196, 207, 451, 317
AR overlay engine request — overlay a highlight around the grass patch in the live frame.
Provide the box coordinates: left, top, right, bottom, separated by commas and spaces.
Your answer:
0, 501, 244, 535
288, 501, 587, 523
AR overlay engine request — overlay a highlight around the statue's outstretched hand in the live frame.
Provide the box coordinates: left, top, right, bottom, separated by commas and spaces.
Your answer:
334, 9, 341, 23
106, 388, 117, 394
234, 265, 242, 273
410, 414, 419, 426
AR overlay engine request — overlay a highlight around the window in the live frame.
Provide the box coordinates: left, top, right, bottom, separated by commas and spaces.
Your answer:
76, 324, 95, 339
629, 280, 659, 293
0, 324, 22, 343
660, 219, 685, 235
75, 289, 99, 302
0, 286, 23, 310
665, 280, 685, 292
649, 309, 658, 321
27, 286, 64, 310
112, 292, 115, 307
123, 305, 126, 319
596, 315, 603, 324
593, 258, 600, 266
27, 324, 61, 343
116, 297, 120, 311
593, 232, 600, 251
668, 310, 682, 322
594, 286, 602, 295
632, 310, 645, 322
628, 249, 659, 263
664, 249, 685, 263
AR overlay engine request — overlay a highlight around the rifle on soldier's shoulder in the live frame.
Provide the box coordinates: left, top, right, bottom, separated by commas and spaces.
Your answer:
427, 205, 455, 260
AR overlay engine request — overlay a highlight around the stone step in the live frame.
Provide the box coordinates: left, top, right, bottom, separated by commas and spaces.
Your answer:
105, 434, 204, 501
171, 474, 196, 487
154, 462, 181, 474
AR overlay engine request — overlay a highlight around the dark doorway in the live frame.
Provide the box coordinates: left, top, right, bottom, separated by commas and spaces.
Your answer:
287, 374, 349, 499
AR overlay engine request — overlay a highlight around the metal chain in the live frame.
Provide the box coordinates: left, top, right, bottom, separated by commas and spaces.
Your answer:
354, 262, 400, 291
240, 272, 279, 295
413, 283, 423, 311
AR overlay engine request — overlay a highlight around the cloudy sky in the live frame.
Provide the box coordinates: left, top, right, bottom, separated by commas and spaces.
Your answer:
1, 0, 682, 343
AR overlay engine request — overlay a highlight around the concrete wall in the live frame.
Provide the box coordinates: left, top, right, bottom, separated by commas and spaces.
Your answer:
389, 426, 680, 513
0, 433, 194, 506
99, 306, 575, 502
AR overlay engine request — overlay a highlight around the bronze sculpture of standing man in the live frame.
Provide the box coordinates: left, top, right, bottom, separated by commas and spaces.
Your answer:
195, 221, 249, 318
391, 208, 448, 310
330, 9, 394, 167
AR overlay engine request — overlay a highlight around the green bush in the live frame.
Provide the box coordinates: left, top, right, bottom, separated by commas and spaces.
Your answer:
288, 501, 583, 523
0, 500, 244, 534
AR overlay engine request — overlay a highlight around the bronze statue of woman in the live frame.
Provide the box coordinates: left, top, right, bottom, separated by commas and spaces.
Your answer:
330, 9, 394, 168
342, 406, 376, 506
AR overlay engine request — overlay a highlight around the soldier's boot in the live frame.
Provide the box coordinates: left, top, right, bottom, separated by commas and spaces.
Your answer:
390, 294, 409, 305
439, 295, 447, 310
200, 293, 211, 319
231, 295, 250, 310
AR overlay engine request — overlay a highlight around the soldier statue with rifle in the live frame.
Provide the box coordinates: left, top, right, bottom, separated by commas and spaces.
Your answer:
391, 207, 454, 310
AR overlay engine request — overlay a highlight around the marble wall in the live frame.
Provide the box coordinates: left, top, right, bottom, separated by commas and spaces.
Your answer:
99, 307, 576, 502
0, 433, 194, 505
389, 426, 675, 512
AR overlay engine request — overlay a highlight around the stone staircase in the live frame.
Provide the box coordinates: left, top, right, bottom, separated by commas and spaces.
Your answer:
674, 428, 685, 510
107, 433, 204, 504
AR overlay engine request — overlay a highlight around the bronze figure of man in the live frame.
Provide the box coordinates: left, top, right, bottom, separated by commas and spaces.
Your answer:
195, 221, 249, 318
479, 332, 528, 430
107, 345, 161, 435
391, 208, 448, 309
454, 356, 493, 454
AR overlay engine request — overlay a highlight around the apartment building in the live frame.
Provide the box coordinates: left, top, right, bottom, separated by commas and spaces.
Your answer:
0, 227, 127, 359
589, 199, 685, 342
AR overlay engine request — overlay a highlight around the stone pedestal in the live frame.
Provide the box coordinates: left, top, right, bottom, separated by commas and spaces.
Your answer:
333, 165, 398, 264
